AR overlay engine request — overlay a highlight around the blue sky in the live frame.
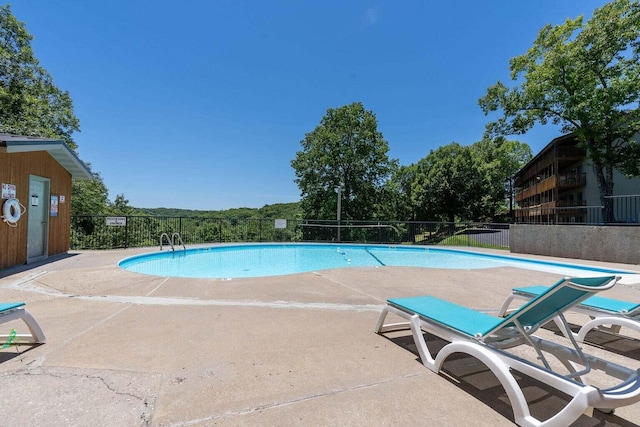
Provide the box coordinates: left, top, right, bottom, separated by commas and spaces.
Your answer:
11, 1, 610, 211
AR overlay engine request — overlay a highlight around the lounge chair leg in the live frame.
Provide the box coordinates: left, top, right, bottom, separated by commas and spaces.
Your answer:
432, 341, 538, 426
375, 305, 411, 334
20, 309, 46, 343
409, 315, 437, 371
0, 308, 46, 344
374, 307, 389, 333
577, 317, 640, 343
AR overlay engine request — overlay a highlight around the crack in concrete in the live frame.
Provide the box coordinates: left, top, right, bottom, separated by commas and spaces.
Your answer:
4, 369, 146, 400
2, 368, 156, 425
170, 371, 426, 426
314, 271, 387, 303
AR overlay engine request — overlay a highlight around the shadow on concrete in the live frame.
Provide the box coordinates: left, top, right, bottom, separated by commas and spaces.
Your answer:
385, 333, 636, 426
0, 252, 79, 279
0, 344, 43, 363
544, 322, 640, 361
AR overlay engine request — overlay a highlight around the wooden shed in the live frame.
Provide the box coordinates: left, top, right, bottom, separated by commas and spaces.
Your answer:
0, 134, 92, 269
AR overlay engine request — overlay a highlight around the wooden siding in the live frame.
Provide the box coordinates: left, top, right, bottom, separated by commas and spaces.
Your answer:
0, 151, 72, 269
515, 176, 557, 203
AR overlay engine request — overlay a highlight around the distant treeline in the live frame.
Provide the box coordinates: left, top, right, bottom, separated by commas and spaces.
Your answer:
131, 202, 303, 220
70, 202, 306, 249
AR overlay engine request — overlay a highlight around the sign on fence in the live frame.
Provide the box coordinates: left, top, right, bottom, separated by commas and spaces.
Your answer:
275, 219, 287, 229
106, 216, 127, 226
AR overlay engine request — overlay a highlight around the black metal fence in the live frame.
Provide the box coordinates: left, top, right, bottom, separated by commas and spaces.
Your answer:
70, 216, 511, 250
608, 194, 640, 224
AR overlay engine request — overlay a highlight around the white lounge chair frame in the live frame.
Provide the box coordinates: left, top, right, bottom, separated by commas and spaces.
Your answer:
499, 286, 640, 343
375, 276, 640, 427
0, 303, 46, 345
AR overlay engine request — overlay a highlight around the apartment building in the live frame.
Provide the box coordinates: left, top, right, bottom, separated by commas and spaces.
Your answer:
513, 133, 640, 224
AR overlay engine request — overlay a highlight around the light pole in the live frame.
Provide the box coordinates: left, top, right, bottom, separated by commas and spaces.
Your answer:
336, 187, 341, 243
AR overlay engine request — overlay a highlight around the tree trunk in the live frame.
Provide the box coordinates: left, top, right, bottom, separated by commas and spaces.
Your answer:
592, 161, 615, 223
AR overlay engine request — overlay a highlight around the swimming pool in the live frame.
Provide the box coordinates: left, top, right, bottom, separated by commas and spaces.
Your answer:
118, 244, 636, 279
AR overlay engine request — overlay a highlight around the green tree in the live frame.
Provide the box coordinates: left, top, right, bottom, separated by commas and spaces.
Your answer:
70, 169, 109, 246
479, 0, 640, 221
382, 164, 418, 221
71, 170, 109, 215
257, 202, 302, 219
108, 194, 133, 215
0, 5, 79, 146
291, 102, 397, 220
0, 5, 114, 216
411, 143, 487, 222
471, 137, 532, 220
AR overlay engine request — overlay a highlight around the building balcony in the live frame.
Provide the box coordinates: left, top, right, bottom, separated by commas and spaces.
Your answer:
556, 200, 586, 207
514, 176, 556, 203
557, 173, 586, 188
557, 146, 586, 165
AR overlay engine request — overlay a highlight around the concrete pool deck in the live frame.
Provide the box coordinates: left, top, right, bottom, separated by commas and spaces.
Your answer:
1, 247, 639, 426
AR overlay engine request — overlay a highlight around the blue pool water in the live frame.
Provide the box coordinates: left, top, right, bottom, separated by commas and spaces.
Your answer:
118, 244, 635, 279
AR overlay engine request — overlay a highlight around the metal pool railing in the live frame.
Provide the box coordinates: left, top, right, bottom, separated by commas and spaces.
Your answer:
70, 216, 511, 250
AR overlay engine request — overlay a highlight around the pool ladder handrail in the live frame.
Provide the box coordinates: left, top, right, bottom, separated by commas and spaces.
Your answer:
159, 232, 186, 252
172, 232, 186, 251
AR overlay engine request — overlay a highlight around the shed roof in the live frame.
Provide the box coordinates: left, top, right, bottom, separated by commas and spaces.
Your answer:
0, 134, 93, 180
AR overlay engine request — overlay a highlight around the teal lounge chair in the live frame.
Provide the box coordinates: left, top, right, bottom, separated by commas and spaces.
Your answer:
499, 283, 640, 343
375, 276, 640, 427
0, 302, 46, 345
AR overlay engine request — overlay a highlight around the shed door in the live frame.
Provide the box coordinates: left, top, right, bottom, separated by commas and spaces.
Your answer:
27, 175, 50, 263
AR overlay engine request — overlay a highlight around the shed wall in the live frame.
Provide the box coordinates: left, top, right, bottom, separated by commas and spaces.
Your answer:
0, 151, 72, 269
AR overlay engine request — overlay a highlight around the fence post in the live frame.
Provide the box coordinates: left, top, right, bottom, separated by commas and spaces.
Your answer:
125, 216, 129, 248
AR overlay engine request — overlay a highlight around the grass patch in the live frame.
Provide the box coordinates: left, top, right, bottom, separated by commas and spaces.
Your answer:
437, 234, 508, 250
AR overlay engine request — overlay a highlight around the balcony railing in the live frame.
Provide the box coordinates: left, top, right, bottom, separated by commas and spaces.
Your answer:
557, 146, 586, 159
557, 173, 586, 188
556, 200, 587, 207
514, 206, 602, 224
514, 195, 640, 225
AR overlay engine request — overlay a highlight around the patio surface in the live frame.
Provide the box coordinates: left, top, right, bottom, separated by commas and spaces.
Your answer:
1, 247, 640, 426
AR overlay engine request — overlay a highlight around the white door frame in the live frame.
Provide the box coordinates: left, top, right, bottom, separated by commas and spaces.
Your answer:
26, 175, 50, 264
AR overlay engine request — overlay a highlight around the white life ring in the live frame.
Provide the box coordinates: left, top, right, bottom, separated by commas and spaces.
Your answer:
2, 198, 23, 225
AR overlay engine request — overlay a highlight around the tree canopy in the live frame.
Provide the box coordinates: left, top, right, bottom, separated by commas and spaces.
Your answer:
0, 5, 79, 147
473, 137, 532, 219
0, 5, 116, 217
71, 171, 109, 215
291, 102, 397, 220
383, 138, 531, 223
411, 143, 487, 222
479, 0, 640, 219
